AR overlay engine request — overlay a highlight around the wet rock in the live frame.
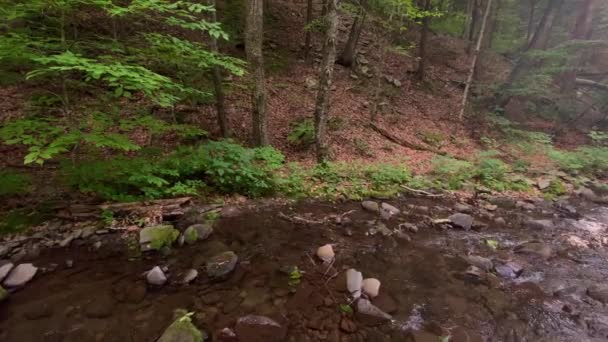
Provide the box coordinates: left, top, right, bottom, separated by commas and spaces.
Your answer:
183, 269, 198, 284
587, 284, 608, 304
221, 205, 241, 218
465, 255, 493, 272
147, 266, 168, 286
234, 315, 287, 342
356, 299, 392, 326
340, 317, 358, 333
206, 251, 238, 279
191, 224, 213, 241
317, 244, 335, 263
158, 311, 208, 342
525, 219, 554, 231
515, 241, 553, 259
362, 278, 381, 298
577, 187, 601, 202
537, 178, 552, 190
454, 203, 473, 213
59, 235, 75, 248
0, 245, 11, 258
85, 294, 115, 318
464, 265, 484, 281
0, 262, 14, 282
564, 235, 588, 249
399, 223, 418, 233
215, 328, 238, 342
516, 201, 535, 211
371, 222, 393, 237
183, 226, 198, 244
380, 203, 400, 220
448, 213, 474, 230
494, 217, 506, 225
139, 225, 180, 251
494, 264, 517, 279
394, 230, 411, 242
3, 263, 37, 287
81, 226, 97, 239
346, 269, 363, 298
372, 292, 398, 314
0, 286, 7, 302
362, 201, 380, 213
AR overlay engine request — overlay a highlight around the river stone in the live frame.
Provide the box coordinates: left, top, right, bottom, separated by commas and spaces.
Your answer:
515, 242, 553, 259
191, 224, 213, 241
346, 269, 363, 298
183, 226, 198, 245
362, 201, 380, 213
158, 313, 207, 342
183, 269, 198, 284
494, 264, 517, 279
139, 225, 179, 251
465, 255, 493, 272
454, 203, 473, 213
449, 213, 474, 230
3, 263, 37, 287
362, 278, 381, 298
0, 286, 7, 302
587, 284, 608, 304
525, 219, 554, 231
516, 201, 535, 211
0, 262, 14, 282
221, 205, 241, 218
215, 328, 238, 342
380, 203, 400, 220
316, 244, 335, 263
537, 178, 552, 190
234, 315, 287, 342
0, 245, 11, 258
206, 251, 238, 279
147, 266, 168, 286
356, 298, 392, 326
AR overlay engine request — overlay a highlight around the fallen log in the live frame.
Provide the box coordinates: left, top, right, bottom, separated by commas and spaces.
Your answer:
56, 197, 195, 220
576, 78, 608, 91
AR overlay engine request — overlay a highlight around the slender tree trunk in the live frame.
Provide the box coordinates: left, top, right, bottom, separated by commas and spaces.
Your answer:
245, 0, 269, 146
207, 0, 228, 137
304, 0, 314, 61
416, 0, 432, 81
459, 0, 493, 120
526, 0, 537, 42
487, 0, 501, 48
560, 0, 595, 93
314, 0, 340, 163
467, 0, 479, 54
337, 2, 366, 67
463, 0, 474, 39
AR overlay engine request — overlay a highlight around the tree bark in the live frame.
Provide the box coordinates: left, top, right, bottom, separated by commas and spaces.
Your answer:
303, 0, 314, 61
463, 0, 474, 39
416, 0, 432, 81
526, 0, 537, 42
459, 0, 493, 120
245, 0, 269, 146
560, 0, 595, 93
337, 2, 366, 68
527, 0, 564, 51
208, 0, 228, 138
467, 0, 479, 54
314, 0, 340, 163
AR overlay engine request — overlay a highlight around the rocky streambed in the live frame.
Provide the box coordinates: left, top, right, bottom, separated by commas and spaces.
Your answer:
1, 192, 608, 342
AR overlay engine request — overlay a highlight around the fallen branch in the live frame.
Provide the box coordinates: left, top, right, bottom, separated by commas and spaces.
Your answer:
368, 123, 449, 157
576, 78, 608, 90
57, 197, 194, 220
278, 212, 326, 225
401, 185, 444, 198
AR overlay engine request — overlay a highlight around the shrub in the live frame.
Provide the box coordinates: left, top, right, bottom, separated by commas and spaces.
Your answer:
547, 147, 608, 177
0, 170, 32, 197
287, 119, 315, 149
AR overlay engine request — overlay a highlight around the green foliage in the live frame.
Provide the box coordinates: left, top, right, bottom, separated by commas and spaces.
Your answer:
589, 130, 608, 146
430, 12, 465, 37
338, 303, 353, 314
287, 119, 315, 149
0, 206, 51, 236
148, 225, 180, 250
547, 146, 608, 177
0, 170, 31, 197
287, 266, 303, 288
542, 179, 567, 200
64, 141, 285, 201
100, 209, 115, 226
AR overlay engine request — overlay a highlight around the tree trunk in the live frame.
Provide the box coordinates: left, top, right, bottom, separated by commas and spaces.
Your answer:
467, 0, 479, 54
304, 0, 314, 61
459, 0, 493, 120
337, 3, 366, 67
463, 0, 474, 39
245, 0, 269, 146
314, 0, 340, 163
527, 0, 564, 51
487, 0, 501, 48
208, 0, 228, 138
416, 0, 432, 81
560, 0, 595, 93
526, 0, 537, 42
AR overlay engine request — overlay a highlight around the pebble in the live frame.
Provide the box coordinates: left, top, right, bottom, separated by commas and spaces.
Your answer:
3, 263, 38, 287
340, 317, 358, 333
182, 269, 198, 284
146, 266, 167, 286
516, 201, 535, 211
346, 269, 363, 298
399, 223, 419, 233
362, 278, 381, 298
362, 201, 380, 213
316, 244, 335, 263
65, 260, 74, 268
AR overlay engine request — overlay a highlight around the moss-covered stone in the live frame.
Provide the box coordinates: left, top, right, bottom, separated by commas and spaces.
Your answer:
139, 225, 180, 251
158, 310, 207, 342
0, 286, 8, 302
183, 226, 198, 245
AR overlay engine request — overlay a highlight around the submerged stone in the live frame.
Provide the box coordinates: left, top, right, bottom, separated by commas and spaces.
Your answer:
206, 251, 238, 279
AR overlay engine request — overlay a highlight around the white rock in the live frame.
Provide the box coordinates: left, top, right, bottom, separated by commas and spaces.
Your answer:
3, 263, 38, 287
346, 269, 363, 298
362, 278, 381, 298
0, 262, 14, 282
381, 203, 400, 215
317, 244, 335, 263
182, 269, 198, 284
146, 266, 167, 286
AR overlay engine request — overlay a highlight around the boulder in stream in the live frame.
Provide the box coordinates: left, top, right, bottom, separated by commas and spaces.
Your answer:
206, 251, 238, 280
183, 226, 198, 244
147, 266, 168, 286
191, 224, 214, 241
158, 311, 208, 342
234, 315, 287, 342
448, 213, 474, 230
3, 263, 37, 288
139, 225, 180, 251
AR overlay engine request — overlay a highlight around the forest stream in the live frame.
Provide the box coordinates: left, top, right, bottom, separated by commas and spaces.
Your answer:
1, 195, 608, 342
